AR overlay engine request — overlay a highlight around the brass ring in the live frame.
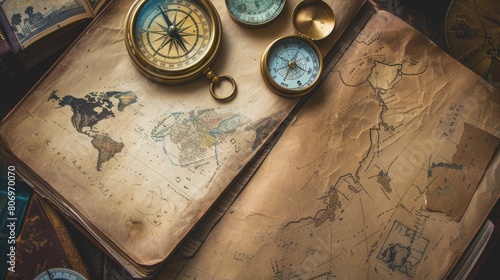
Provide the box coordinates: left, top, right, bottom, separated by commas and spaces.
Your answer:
210, 74, 237, 101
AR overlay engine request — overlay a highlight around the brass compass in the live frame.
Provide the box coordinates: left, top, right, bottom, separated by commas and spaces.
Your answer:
226, 0, 286, 27
125, 0, 236, 101
261, 0, 335, 97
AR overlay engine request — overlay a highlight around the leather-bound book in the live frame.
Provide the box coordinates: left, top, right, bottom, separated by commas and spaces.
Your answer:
3, 194, 90, 280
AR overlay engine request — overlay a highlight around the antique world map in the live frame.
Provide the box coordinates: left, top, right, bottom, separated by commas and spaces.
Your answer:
48, 90, 138, 171
1, 0, 499, 277
163, 11, 500, 280
0, 0, 370, 275
44, 90, 279, 227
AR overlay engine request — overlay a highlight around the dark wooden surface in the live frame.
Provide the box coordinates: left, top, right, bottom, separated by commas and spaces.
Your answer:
1, 0, 498, 279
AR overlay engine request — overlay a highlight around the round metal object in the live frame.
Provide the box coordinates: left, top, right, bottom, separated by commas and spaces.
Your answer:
34, 268, 87, 280
226, 0, 286, 27
292, 0, 335, 40
260, 0, 334, 97
124, 0, 236, 100
260, 35, 323, 97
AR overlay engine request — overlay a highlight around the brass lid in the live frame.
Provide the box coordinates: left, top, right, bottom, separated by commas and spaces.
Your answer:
292, 0, 335, 41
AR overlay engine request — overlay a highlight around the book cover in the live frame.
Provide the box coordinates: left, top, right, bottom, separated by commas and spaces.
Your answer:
3, 194, 90, 280
0, 172, 31, 280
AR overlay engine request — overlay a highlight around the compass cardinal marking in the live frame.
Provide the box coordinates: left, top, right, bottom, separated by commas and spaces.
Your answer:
158, 5, 189, 54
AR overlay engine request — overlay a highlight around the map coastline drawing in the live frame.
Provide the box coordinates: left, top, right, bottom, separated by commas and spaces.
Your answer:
45, 89, 283, 228
167, 11, 500, 279
286, 59, 413, 229
48, 90, 138, 171
151, 109, 248, 167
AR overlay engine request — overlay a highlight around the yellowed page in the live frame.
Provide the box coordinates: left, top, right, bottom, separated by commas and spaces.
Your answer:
163, 10, 500, 280
0, 0, 366, 277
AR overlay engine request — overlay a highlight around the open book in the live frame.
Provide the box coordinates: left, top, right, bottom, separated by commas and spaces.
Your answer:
1, 0, 499, 279
0, 0, 112, 76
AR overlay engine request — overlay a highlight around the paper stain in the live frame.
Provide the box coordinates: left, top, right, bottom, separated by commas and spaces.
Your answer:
425, 123, 500, 221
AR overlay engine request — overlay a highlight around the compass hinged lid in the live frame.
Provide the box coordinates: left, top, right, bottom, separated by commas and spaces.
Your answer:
292, 0, 335, 41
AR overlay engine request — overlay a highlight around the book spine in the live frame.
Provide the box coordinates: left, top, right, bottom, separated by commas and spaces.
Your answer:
0, 27, 12, 55
0, 5, 20, 53
0, 28, 21, 79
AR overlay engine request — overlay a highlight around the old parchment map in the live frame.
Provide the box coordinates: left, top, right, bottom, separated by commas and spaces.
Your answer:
45, 88, 278, 226
163, 10, 500, 280
0, 0, 369, 276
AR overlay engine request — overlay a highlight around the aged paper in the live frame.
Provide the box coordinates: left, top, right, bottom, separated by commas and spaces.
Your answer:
162, 10, 500, 280
0, 0, 366, 277
426, 123, 499, 221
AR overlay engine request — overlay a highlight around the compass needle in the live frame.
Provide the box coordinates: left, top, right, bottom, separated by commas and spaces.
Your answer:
173, 40, 181, 56
158, 5, 173, 27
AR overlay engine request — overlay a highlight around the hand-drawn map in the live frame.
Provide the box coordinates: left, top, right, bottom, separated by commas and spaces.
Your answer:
44, 89, 279, 226
163, 10, 500, 280
48, 90, 138, 171
0, 0, 365, 275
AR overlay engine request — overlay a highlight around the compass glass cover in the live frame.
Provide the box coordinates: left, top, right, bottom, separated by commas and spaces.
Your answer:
265, 36, 321, 92
133, 0, 214, 72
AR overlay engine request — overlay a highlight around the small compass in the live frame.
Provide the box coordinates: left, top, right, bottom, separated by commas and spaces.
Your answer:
261, 0, 335, 97
226, 0, 286, 27
261, 35, 322, 97
34, 268, 87, 280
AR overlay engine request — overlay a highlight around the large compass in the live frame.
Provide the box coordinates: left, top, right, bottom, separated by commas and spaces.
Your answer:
124, 0, 236, 100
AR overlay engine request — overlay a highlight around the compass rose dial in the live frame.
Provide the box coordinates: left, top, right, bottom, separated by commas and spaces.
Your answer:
125, 0, 236, 100
261, 35, 322, 96
226, 0, 286, 27
134, 0, 212, 71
